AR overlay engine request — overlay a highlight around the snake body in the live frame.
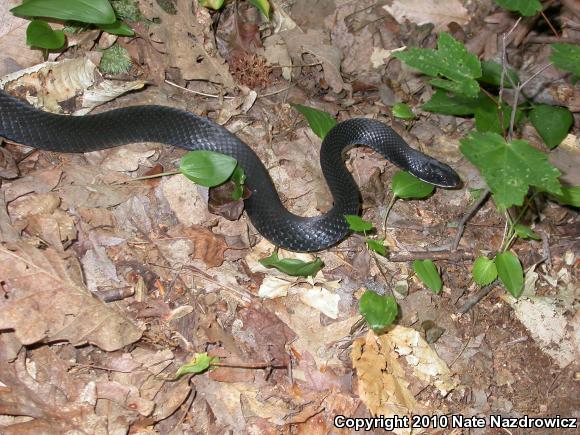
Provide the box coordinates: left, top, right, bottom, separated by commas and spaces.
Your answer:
0, 90, 460, 251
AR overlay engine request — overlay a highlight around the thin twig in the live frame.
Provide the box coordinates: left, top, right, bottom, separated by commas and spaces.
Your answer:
540, 10, 559, 37
451, 189, 491, 251
384, 250, 473, 262
165, 79, 236, 99
458, 281, 497, 314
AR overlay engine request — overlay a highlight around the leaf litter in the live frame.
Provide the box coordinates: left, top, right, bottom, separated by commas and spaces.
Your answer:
0, 0, 578, 432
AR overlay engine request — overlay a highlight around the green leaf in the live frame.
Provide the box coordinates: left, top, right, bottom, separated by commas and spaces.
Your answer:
366, 239, 387, 256
479, 60, 519, 87
474, 97, 523, 135
11, 0, 116, 24
176, 353, 218, 378
550, 43, 580, 77
549, 186, 580, 207
513, 224, 540, 240
472, 256, 498, 286
199, 0, 225, 10
359, 291, 398, 334
391, 171, 435, 199
392, 103, 415, 120
422, 90, 480, 115
249, 0, 270, 18
495, 0, 542, 16
26, 20, 65, 49
345, 215, 373, 233
460, 132, 562, 210
97, 20, 134, 36
230, 165, 246, 200
180, 151, 237, 187
495, 251, 524, 298
413, 260, 442, 293
290, 103, 337, 139
529, 105, 573, 149
259, 251, 324, 277
394, 32, 481, 98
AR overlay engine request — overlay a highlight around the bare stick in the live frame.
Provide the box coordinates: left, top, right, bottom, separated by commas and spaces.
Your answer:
384, 250, 474, 262
451, 189, 491, 251
458, 281, 497, 314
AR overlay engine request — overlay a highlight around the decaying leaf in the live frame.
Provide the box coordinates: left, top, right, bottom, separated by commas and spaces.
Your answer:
0, 56, 144, 115
0, 243, 142, 351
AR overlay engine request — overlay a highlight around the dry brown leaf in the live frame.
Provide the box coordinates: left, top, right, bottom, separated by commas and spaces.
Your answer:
0, 243, 142, 351
142, 0, 234, 87
183, 225, 229, 268
383, 0, 469, 31
0, 346, 108, 434
25, 208, 77, 250
0, 147, 19, 179
283, 29, 345, 93
4, 168, 62, 202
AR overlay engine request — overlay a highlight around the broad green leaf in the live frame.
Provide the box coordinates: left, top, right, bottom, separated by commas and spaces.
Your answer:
176, 353, 218, 378
249, 0, 270, 18
366, 239, 387, 256
495, 0, 542, 16
199, 0, 224, 10
549, 186, 580, 207
550, 43, 580, 77
97, 20, 134, 36
12, 0, 116, 24
413, 259, 442, 293
513, 224, 540, 240
479, 60, 519, 87
394, 32, 481, 98
230, 165, 246, 200
391, 171, 434, 199
392, 103, 415, 120
460, 132, 562, 210
495, 252, 524, 297
259, 251, 324, 277
472, 256, 498, 286
359, 291, 398, 334
26, 20, 65, 49
529, 105, 573, 149
345, 215, 373, 233
474, 97, 523, 135
422, 90, 480, 115
290, 104, 336, 139
180, 151, 237, 187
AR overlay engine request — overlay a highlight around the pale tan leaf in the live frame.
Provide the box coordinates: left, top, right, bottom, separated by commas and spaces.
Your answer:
383, 0, 469, 31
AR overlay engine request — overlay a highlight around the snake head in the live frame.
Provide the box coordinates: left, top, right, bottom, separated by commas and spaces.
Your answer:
414, 158, 462, 188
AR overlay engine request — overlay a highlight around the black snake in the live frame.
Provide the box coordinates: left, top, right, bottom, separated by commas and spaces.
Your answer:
0, 89, 460, 251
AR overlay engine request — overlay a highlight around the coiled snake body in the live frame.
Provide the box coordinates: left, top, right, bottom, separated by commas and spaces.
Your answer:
0, 90, 460, 251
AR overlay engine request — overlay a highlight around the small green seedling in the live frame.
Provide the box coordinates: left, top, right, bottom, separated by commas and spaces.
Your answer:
259, 249, 324, 277
359, 290, 398, 334
345, 215, 388, 256
176, 353, 219, 378
413, 259, 443, 294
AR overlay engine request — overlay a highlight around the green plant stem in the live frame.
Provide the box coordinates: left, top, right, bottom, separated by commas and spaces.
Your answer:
114, 170, 180, 184
382, 195, 398, 235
